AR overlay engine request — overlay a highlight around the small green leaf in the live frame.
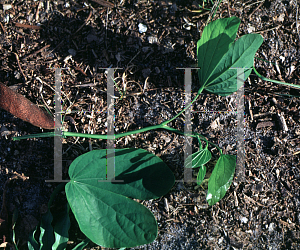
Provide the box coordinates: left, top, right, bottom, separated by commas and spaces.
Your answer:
66, 148, 175, 249
206, 154, 236, 205
196, 165, 206, 185
204, 33, 263, 96
198, 16, 241, 86
185, 149, 211, 168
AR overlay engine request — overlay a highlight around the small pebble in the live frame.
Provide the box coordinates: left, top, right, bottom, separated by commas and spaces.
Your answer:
268, 223, 275, 232
138, 23, 147, 33
147, 36, 158, 44
3, 4, 12, 10
240, 217, 248, 223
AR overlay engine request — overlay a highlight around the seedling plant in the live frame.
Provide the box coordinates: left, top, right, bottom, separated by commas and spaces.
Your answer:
11, 16, 300, 249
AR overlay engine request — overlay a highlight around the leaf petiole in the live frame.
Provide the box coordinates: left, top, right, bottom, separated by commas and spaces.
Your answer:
252, 66, 300, 89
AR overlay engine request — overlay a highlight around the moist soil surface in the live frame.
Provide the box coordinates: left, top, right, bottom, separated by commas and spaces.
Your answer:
0, 0, 300, 249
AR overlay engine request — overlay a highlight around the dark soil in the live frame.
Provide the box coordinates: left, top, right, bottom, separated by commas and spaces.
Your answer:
0, 0, 300, 249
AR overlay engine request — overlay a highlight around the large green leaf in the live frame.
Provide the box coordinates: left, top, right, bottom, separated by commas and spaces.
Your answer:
198, 16, 240, 86
206, 154, 236, 205
67, 148, 174, 200
204, 33, 263, 96
65, 148, 175, 249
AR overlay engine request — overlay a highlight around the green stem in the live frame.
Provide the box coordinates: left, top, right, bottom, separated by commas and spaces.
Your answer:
161, 85, 204, 127
252, 67, 300, 89
162, 126, 222, 154
13, 132, 57, 141
63, 123, 165, 139
13, 124, 165, 141
12, 125, 222, 154
14, 85, 206, 141
12, 85, 224, 154
197, 135, 202, 149
212, 0, 223, 20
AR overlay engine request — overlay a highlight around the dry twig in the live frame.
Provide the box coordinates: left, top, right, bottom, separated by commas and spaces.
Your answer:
0, 22, 6, 33
22, 44, 50, 60
13, 52, 26, 80
73, 10, 93, 35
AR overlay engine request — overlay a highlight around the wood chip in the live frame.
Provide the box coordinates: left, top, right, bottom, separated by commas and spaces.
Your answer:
277, 112, 288, 132
244, 194, 266, 207
14, 23, 42, 30
248, 99, 253, 121
256, 121, 276, 129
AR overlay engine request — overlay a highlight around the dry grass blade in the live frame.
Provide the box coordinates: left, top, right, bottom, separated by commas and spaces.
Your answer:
0, 83, 54, 129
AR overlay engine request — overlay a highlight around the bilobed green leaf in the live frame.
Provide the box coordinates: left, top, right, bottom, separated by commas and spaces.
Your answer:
67, 148, 174, 200
65, 148, 175, 249
66, 184, 157, 248
198, 16, 240, 86
204, 33, 263, 96
185, 148, 211, 168
196, 165, 206, 185
206, 154, 236, 205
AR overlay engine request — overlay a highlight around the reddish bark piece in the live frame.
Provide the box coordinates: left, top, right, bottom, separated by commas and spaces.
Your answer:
256, 121, 276, 130
0, 83, 54, 129
14, 23, 42, 30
